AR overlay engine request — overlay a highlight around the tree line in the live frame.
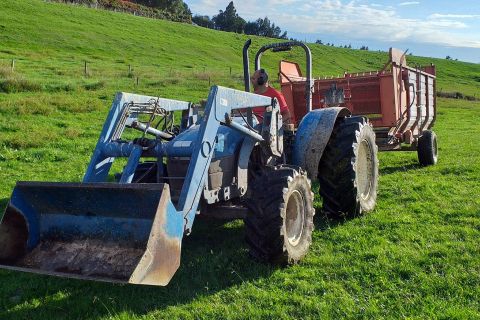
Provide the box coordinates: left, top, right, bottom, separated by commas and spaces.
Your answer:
50, 0, 192, 23
315, 40, 373, 51
51, 0, 288, 39
193, 2, 288, 39
53, 0, 293, 41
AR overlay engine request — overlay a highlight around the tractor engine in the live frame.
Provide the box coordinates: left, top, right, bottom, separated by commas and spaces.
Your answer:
165, 123, 246, 204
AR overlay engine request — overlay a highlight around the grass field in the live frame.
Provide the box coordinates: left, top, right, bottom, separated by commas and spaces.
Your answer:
1, 0, 480, 319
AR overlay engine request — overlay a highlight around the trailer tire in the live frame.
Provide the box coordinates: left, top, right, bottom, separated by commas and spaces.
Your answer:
245, 166, 314, 264
318, 116, 378, 216
417, 130, 438, 166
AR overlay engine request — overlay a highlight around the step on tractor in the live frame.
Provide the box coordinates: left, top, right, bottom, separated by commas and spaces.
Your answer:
0, 40, 378, 286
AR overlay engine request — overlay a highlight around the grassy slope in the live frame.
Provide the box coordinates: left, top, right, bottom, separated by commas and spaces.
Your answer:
0, 1, 479, 319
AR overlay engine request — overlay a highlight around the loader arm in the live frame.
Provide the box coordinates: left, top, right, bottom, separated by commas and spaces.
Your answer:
177, 86, 272, 231
0, 86, 272, 286
83, 92, 192, 183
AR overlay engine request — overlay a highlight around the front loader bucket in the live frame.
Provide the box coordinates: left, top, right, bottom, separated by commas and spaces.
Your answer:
0, 182, 184, 286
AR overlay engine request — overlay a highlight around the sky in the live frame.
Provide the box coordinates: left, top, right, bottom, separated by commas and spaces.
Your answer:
185, 0, 480, 63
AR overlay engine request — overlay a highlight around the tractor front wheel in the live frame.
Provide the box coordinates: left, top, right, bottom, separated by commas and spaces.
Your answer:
318, 116, 379, 216
417, 130, 438, 166
245, 166, 314, 264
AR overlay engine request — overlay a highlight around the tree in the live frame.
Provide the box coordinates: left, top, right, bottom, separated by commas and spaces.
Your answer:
194, 3, 288, 39
131, 0, 192, 21
244, 17, 288, 39
136, 0, 186, 11
192, 15, 214, 28
244, 21, 258, 35
446, 55, 452, 60
315, 39, 323, 45
212, 1, 245, 33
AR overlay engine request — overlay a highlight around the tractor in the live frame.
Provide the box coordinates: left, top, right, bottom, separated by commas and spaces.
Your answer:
0, 40, 378, 286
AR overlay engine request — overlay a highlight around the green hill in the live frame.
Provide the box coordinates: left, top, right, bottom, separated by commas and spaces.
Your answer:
0, 1, 479, 319
1, 0, 479, 99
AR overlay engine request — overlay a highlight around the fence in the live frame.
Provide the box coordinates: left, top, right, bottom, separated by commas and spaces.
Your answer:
0, 57, 248, 94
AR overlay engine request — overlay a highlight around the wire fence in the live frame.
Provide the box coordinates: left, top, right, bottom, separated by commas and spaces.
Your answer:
1, 58, 478, 101
0, 57, 252, 94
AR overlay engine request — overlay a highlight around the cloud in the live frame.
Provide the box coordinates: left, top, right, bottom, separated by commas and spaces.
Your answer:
187, 0, 480, 49
428, 13, 480, 19
398, 1, 420, 6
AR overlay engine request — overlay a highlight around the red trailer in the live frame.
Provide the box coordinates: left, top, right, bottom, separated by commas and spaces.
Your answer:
280, 48, 437, 164
243, 41, 438, 166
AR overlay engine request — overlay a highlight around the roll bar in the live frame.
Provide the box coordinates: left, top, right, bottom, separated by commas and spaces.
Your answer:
243, 39, 313, 113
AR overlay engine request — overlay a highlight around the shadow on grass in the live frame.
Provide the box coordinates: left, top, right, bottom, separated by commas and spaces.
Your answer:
380, 162, 420, 175
0, 215, 275, 319
313, 208, 353, 232
0, 202, 351, 319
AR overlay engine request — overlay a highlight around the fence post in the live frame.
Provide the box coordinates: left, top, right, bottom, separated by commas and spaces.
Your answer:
84, 61, 88, 76
128, 64, 132, 74
136, 76, 139, 86
229, 66, 232, 76
208, 76, 211, 87
11, 59, 15, 72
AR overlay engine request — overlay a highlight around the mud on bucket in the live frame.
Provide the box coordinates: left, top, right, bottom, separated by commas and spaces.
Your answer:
0, 182, 184, 286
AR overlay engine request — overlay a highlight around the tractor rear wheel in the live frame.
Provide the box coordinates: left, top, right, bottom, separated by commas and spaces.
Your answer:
417, 130, 438, 166
318, 116, 378, 216
245, 166, 314, 264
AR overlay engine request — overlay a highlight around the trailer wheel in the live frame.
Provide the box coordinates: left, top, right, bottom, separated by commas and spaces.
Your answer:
417, 130, 438, 166
245, 166, 314, 264
318, 116, 378, 216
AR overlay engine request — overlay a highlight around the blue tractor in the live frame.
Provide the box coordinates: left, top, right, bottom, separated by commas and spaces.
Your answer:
0, 41, 378, 286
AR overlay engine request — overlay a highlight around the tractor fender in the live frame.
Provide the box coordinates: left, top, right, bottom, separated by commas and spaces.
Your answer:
292, 107, 351, 181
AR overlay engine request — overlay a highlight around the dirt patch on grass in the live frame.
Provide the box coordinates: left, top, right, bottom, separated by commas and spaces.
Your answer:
0, 78, 42, 93
437, 91, 479, 101
147, 78, 182, 87
83, 80, 105, 91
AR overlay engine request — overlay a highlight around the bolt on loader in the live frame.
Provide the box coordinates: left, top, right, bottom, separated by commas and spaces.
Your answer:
0, 40, 378, 286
